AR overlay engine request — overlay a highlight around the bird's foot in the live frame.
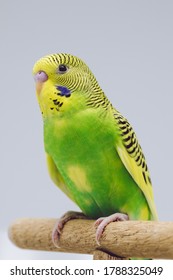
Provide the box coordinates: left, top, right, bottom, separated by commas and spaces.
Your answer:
94, 212, 129, 245
52, 211, 87, 247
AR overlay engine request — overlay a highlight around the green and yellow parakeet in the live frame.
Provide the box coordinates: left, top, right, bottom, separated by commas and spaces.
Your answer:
33, 53, 158, 245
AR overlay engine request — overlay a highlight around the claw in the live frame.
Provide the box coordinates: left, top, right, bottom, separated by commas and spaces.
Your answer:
52, 211, 87, 248
94, 213, 129, 245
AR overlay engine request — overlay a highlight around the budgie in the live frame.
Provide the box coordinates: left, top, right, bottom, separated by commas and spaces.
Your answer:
33, 53, 158, 247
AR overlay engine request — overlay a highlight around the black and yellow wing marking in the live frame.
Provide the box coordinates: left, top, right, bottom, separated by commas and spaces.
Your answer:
114, 112, 158, 220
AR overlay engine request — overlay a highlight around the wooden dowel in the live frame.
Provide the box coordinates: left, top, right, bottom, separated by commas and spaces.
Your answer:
8, 218, 173, 259
93, 250, 128, 260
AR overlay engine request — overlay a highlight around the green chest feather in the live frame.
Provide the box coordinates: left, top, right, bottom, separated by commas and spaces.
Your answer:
44, 109, 150, 220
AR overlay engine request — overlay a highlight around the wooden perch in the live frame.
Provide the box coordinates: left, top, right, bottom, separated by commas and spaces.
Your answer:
8, 218, 173, 259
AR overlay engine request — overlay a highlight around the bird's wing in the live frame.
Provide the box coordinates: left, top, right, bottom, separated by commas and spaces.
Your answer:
114, 112, 158, 220
46, 153, 76, 202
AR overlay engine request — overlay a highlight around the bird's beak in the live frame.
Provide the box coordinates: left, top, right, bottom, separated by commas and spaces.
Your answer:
35, 81, 44, 96
34, 71, 48, 96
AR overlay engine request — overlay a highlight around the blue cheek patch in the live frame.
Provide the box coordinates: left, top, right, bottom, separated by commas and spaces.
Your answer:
56, 86, 71, 97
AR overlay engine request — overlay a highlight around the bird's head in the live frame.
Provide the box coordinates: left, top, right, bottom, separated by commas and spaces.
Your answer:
33, 53, 107, 119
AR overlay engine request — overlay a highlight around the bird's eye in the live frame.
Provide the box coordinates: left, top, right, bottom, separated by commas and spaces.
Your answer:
57, 64, 68, 74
